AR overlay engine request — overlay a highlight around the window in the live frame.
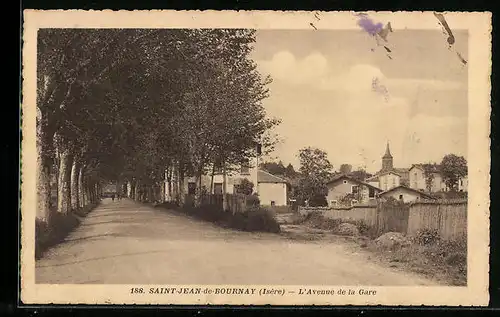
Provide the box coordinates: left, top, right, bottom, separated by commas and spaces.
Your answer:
213, 159, 223, 174
399, 194, 403, 200
271, 201, 276, 206
351, 185, 359, 194
343, 180, 347, 184
392, 178, 396, 186
240, 159, 250, 175
368, 187, 375, 198
213, 183, 223, 195
188, 182, 196, 195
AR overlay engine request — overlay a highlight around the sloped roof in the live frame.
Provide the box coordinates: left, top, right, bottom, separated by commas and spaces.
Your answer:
379, 185, 435, 199
258, 170, 289, 184
394, 167, 409, 174
365, 175, 379, 182
374, 167, 409, 178
327, 174, 383, 192
410, 164, 441, 174
378, 170, 402, 177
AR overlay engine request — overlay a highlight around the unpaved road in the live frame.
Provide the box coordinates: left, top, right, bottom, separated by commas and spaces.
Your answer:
36, 199, 439, 285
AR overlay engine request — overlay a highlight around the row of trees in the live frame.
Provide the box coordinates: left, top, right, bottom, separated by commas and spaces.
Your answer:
36, 29, 280, 225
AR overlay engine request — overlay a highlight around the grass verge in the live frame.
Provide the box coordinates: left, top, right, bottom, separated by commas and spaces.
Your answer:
155, 202, 281, 234
283, 211, 466, 285
35, 202, 99, 260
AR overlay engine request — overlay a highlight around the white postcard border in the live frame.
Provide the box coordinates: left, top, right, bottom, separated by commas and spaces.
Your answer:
21, 10, 491, 306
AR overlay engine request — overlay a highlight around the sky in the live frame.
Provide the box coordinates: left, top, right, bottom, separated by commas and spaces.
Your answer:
251, 29, 468, 174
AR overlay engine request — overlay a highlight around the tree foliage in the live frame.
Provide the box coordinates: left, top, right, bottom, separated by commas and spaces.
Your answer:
235, 178, 254, 196
440, 154, 467, 191
339, 164, 353, 174
422, 163, 440, 192
349, 169, 372, 182
35, 29, 280, 222
297, 147, 333, 200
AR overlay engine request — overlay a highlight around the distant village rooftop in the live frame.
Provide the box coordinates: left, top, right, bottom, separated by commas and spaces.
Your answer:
378, 185, 435, 199
258, 169, 289, 184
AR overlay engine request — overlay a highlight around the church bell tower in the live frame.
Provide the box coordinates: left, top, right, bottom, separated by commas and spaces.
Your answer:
382, 142, 393, 171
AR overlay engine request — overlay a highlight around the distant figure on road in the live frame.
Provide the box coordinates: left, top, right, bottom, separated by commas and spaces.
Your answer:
112, 194, 115, 202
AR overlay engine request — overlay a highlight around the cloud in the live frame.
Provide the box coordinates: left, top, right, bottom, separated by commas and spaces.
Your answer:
257, 51, 465, 95
257, 51, 467, 172
258, 50, 328, 86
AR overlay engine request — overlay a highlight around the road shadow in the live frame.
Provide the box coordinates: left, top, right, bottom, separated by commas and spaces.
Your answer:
36, 249, 171, 270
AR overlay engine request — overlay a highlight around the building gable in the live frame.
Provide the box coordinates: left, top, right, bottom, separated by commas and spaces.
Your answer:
327, 175, 382, 192
379, 185, 434, 199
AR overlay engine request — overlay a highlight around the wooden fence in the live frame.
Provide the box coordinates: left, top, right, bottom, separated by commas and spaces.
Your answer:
407, 199, 467, 240
262, 205, 293, 214
298, 199, 467, 240
198, 193, 247, 214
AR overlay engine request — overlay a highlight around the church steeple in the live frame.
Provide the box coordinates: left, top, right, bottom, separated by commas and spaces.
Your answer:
382, 141, 393, 171
383, 142, 392, 158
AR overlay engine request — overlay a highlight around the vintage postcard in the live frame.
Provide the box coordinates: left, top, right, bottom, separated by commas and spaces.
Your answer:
21, 10, 491, 306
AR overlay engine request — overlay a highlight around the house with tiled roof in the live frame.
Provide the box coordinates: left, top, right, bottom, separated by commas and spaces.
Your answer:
257, 169, 290, 206
325, 174, 383, 206
379, 185, 435, 203
408, 163, 447, 192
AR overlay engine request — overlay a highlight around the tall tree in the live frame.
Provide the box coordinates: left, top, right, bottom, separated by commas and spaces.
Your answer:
422, 163, 439, 192
284, 163, 297, 178
350, 169, 372, 182
297, 147, 333, 201
440, 154, 467, 191
339, 164, 353, 174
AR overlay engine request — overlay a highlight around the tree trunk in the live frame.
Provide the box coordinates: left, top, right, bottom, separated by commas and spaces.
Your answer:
36, 110, 54, 224
171, 164, 178, 203
147, 185, 152, 202
70, 159, 79, 211
90, 181, 96, 204
134, 181, 140, 201
57, 148, 73, 214
36, 148, 52, 224
160, 180, 165, 203
95, 183, 100, 202
194, 170, 202, 207
178, 161, 186, 206
222, 160, 228, 212
77, 165, 85, 208
210, 162, 215, 195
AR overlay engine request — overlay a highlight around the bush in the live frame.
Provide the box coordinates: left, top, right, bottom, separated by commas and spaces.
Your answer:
309, 195, 328, 207
290, 212, 307, 225
246, 194, 260, 207
35, 213, 81, 259
342, 219, 379, 239
228, 212, 248, 230
155, 201, 180, 210
413, 228, 441, 246
196, 204, 229, 223
244, 207, 281, 233
179, 203, 281, 233
304, 212, 342, 231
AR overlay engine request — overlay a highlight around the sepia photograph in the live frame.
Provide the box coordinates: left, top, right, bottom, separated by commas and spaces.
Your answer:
21, 10, 491, 306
